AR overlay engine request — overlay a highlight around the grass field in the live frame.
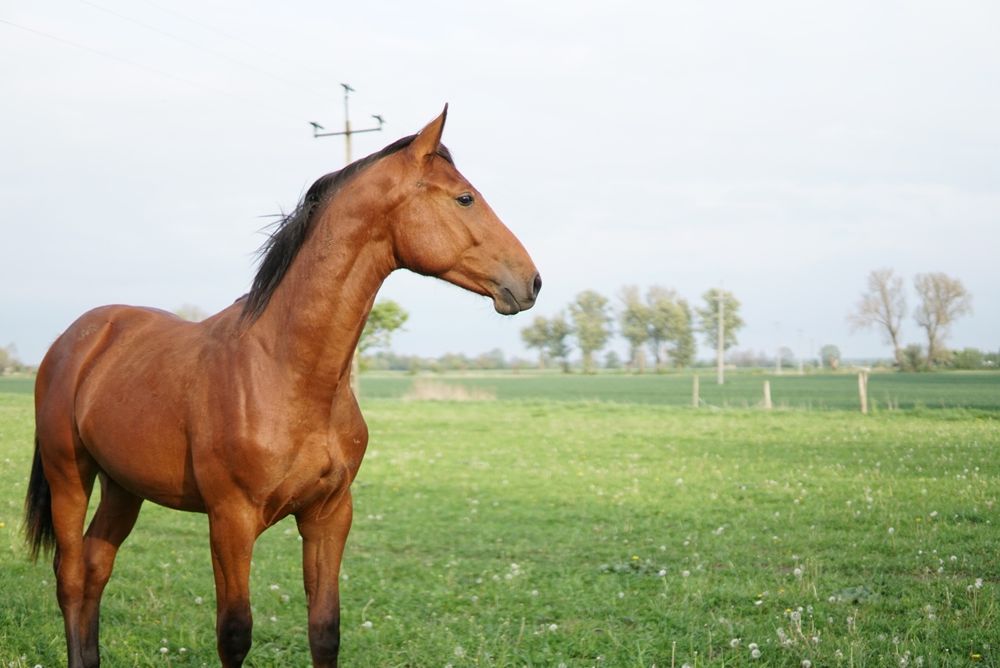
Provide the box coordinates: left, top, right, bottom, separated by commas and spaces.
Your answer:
360, 371, 1000, 412
1, 375, 998, 666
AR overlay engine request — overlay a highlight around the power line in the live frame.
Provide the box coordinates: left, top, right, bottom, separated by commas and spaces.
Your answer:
75, 0, 338, 105
0, 17, 293, 121
133, 0, 339, 86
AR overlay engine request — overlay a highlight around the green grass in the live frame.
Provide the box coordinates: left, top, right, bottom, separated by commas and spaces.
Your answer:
6, 371, 1000, 410
363, 370, 1000, 412
0, 377, 33, 395
1, 386, 998, 666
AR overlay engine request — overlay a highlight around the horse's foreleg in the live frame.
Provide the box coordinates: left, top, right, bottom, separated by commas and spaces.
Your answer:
208, 508, 262, 668
296, 491, 353, 668
79, 476, 143, 667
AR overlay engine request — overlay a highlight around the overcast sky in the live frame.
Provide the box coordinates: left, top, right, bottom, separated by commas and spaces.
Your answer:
3, 0, 998, 366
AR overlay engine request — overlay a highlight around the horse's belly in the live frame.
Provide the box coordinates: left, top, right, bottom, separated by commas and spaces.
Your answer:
78, 403, 206, 512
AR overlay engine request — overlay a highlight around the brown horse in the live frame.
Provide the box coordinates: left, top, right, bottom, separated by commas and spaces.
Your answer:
24, 108, 540, 667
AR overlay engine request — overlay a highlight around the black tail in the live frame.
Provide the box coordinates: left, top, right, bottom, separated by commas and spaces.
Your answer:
24, 434, 55, 562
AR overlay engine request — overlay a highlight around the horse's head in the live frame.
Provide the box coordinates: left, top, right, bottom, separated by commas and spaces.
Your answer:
382, 108, 541, 315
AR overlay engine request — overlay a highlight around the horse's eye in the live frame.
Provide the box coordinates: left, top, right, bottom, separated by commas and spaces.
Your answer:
456, 193, 475, 207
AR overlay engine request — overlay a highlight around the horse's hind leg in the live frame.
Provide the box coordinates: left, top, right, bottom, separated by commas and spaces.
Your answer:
43, 436, 98, 668
79, 475, 143, 668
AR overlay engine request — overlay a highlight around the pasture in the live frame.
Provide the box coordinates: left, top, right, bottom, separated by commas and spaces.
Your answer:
1, 374, 998, 666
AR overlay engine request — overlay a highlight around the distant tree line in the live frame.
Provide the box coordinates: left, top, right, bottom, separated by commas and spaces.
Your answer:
0, 344, 31, 375
849, 269, 976, 370
519, 286, 744, 374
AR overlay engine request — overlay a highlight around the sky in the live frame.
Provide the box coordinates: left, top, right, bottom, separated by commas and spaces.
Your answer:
2, 0, 998, 366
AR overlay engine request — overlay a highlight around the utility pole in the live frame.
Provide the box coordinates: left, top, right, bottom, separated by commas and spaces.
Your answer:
716, 289, 725, 385
797, 328, 804, 375
310, 83, 385, 165
310, 84, 385, 398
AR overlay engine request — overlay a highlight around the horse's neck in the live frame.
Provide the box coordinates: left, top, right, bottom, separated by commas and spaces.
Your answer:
252, 203, 395, 402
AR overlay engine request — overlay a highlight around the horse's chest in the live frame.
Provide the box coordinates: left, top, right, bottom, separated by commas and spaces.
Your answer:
262, 427, 365, 521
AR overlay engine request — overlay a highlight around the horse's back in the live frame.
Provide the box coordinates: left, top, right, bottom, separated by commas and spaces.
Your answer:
38, 304, 184, 399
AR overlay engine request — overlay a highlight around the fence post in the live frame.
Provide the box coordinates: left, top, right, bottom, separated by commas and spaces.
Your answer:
858, 370, 869, 414
692, 375, 700, 408
763, 380, 772, 410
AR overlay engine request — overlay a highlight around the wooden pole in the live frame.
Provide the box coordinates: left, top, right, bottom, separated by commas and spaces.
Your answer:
716, 291, 725, 385
692, 375, 700, 408
763, 380, 772, 410
858, 370, 869, 414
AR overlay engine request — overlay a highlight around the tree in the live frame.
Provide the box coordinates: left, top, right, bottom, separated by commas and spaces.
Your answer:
520, 316, 551, 369
819, 344, 841, 370
0, 343, 28, 375
568, 291, 612, 373
913, 272, 972, 366
646, 286, 696, 370
173, 304, 208, 322
696, 288, 745, 380
777, 346, 796, 371
849, 269, 906, 367
618, 285, 650, 372
669, 299, 696, 368
950, 347, 984, 370
547, 312, 573, 373
900, 343, 925, 372
604, 350, 623, 370
359, 300, 408, 354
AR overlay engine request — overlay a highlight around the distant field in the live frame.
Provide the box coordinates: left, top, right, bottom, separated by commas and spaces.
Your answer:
5, 371, 999, 411
1, 388, 997, 666
362, 370, 1000, 412
0, 377, 32, 395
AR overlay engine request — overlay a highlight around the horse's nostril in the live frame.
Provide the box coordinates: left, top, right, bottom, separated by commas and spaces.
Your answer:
531, 273, 542, 299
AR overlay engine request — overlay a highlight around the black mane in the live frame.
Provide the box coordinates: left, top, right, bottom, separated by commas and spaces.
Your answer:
241, 135, 453, 323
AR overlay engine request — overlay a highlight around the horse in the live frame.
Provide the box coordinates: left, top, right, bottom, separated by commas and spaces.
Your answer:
24, 107, 541, 668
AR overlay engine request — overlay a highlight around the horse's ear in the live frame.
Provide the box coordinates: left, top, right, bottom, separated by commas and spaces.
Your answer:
408, 105, 448, 163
